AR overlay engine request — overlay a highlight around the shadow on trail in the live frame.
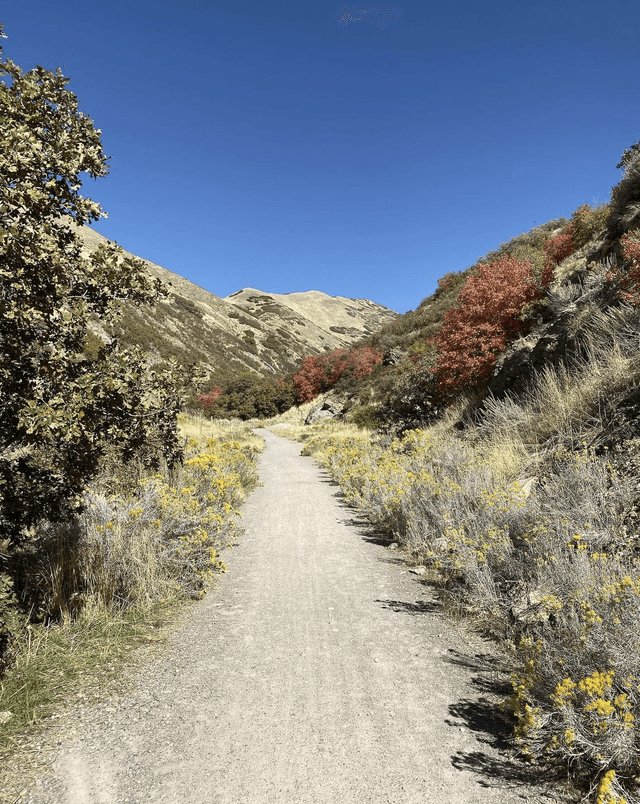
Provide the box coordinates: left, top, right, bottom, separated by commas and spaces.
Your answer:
447, 694, 511, 750
359, 531, 390, 547
342, 515, 370, 528
375, 598, 440, 614
450, 749, 559, 796
445, 648, 510, 677
319, 477, 342, 488
443, 649, 561, 796
445, 650, 513, 747
336, 513, 399, 550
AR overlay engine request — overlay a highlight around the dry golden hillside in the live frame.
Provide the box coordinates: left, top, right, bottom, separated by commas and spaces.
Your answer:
78, 227, 397, 381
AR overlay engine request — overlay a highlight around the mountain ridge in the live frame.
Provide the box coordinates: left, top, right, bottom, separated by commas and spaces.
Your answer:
77, 227, 397, 381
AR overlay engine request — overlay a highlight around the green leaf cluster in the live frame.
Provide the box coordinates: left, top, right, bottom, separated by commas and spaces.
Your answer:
195, 372, 296, 420
0, 28, 186, 553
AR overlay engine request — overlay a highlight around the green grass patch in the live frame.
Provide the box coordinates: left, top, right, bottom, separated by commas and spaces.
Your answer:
0, 599, 178, 746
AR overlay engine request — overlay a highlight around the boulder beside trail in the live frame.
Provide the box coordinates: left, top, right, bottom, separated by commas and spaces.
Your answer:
305, 401, 345, 425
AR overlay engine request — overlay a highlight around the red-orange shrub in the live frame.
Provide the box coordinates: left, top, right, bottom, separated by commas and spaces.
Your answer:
616, 230, 640, 300
541, 223, 576, 285
346, 346, 383, 379
436, 272, 459, 293
198, 386, 223, 410
293, 355, 332, 403
293, 347, 382, 402
434, 255, 541, 392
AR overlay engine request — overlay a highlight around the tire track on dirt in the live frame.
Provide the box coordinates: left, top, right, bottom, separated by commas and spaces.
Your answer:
25, 428, 553, 803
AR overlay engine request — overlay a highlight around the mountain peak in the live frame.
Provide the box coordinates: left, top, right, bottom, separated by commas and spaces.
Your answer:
77, 227, 396, 381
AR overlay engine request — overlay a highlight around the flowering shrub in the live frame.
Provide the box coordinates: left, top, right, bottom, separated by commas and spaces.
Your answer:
293, 347, 382, 402
10, 424, 263, 624
434, 255, 541, 392
81, 435, 259, 603
509, 544, 640, 795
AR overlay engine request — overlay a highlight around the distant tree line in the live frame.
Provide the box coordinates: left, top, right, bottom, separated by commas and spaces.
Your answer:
196, 374, 296, 420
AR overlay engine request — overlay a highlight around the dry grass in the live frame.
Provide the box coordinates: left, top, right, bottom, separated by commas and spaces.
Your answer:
476, 303, 640, 458
265, 394, 329, 426
178, 411, 264, 449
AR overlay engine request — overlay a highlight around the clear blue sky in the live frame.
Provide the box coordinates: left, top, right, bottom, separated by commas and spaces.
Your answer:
3, 2, 640, 313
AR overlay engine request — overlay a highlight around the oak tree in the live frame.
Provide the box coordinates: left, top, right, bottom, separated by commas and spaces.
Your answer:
0, 28, 185, 545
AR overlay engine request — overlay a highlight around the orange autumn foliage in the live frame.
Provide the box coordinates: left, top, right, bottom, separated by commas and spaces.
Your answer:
293, 347, 382, 402
434, 255, 541, 392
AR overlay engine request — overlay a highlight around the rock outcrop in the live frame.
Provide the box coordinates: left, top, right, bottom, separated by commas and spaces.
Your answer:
304, 401, 345, 425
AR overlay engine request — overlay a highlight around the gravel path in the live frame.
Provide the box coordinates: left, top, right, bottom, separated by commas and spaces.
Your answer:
24, 429, 555, 803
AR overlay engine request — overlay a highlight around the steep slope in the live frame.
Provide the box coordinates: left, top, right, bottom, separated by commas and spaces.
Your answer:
77, 228, 397, 381
318, 213, 613, 424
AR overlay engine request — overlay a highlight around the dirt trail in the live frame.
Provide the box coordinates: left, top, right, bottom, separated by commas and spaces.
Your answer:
24, 429, 553, 803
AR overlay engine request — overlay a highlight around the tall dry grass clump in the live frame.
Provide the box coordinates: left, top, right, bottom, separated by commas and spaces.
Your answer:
478, 301, 640, 453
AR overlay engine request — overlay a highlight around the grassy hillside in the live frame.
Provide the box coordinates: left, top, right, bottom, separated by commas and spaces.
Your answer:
226, 287, 396, 346
78, 227, 397, 384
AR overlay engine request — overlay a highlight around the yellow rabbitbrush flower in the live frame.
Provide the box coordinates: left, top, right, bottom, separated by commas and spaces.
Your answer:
579, 670, 615, 699
575, 671, 636, 734
577, 600, 603, 630
598, 576, 640, 605
552, 677, 577, 707
596, 770, 627, 804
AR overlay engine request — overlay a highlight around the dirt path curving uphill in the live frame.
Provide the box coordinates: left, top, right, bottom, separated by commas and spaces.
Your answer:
23, 429, 557, 804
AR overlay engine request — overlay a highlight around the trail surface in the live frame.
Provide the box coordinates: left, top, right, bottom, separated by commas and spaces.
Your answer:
25, 429, 553, 803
